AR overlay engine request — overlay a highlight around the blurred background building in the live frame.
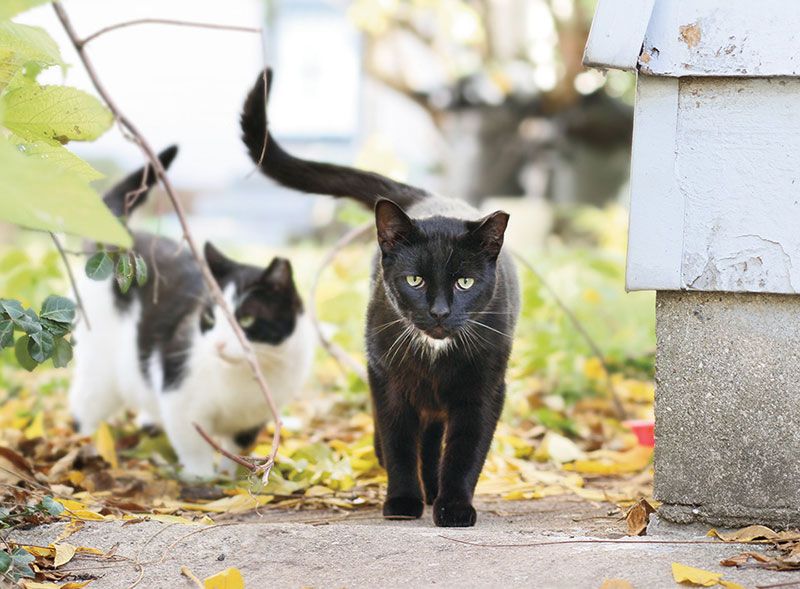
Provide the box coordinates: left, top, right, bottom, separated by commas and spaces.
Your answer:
17, 0, 635, 248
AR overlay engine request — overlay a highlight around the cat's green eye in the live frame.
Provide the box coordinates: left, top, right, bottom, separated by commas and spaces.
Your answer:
239, 315, 255, 329
201, 310, 215, 329
406, 275, 424, 288
456, 277, 475, 291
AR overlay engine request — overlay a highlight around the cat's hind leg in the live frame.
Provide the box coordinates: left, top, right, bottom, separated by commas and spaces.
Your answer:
68, 369, 121, 435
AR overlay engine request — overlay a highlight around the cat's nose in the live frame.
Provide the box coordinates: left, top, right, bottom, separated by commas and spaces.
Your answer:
429, 302, 450, 322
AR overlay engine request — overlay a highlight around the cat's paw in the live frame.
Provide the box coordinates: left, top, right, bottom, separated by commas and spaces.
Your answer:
383, 496, 424, 520
432, 498, 477, 527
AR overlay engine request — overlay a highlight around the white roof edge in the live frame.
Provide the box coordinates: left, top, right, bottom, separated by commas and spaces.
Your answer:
583, 0, 656, 71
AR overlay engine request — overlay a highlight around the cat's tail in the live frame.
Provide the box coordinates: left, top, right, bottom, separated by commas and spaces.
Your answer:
240, 69, 430, 210
102, 145, 179, 217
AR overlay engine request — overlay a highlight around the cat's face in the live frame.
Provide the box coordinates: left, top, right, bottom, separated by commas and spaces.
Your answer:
199, 243, 303, 364
375, 199, 509, 342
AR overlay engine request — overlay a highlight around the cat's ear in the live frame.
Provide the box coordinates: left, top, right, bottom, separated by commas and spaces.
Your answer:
466, 211, 509, 258
261, 257, 294, 289
204, 242, 236, 281
103, 145, 178, 217
375, 199, 413, 253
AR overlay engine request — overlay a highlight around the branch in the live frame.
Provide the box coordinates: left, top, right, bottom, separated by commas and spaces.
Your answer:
50, 232, 90, 331
511, 251, 628, 421
309, 223, 373, 383
79, 18, 261, 47
53, 2, 280, 482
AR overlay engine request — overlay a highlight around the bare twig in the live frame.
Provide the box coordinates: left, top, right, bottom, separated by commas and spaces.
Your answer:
80, 18, 261, 47
53, 2, 280, 481
193, 423, 260, 471
180, 565, 204, 589
309, 222, 373, 383
511, 251, 628, 421
50, 232, 90, 330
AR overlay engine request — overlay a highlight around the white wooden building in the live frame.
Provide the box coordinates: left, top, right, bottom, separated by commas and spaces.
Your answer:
585, 0, 800, 527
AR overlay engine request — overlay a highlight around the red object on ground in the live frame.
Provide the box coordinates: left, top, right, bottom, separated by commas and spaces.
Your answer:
624, 419, 655, 447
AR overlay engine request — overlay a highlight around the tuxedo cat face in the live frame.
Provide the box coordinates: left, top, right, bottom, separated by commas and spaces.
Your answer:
200, 242, 303, 364
375, 199, 509, 342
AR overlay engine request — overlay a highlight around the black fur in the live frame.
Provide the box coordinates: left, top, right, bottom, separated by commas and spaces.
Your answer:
103, 150, 304, 392
240, 71, 519, 527
240, 69, 429, 209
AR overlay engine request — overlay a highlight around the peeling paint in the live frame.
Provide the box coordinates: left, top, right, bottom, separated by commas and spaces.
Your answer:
679, 23, 702, 49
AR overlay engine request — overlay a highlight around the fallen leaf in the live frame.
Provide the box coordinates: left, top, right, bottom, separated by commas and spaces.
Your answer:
599, 580, 634, 589
204, 567, 245, 589
24, 412, 45, 439
564, 446, 652, 475
626, 498, 655, 536
671, 562, 722, 586
708, 525, 778, 543
534, 432, 585, 463
53, 520, 84, 544
719, 581, 745, 589
94, 422, 118, 469
53, 542, 76, 567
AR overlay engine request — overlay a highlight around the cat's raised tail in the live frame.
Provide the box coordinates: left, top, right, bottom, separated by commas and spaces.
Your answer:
240, 69, 429, 210
102, 145, 179, 217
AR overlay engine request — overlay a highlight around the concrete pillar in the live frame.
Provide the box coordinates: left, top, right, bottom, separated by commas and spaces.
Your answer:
655, 291, 800, 528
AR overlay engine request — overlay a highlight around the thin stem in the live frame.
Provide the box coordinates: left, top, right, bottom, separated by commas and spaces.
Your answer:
439, 535, 727, 548
511, 251, 628, 421
80, 18, 261, 47
309, 222, 373, 383
50, 232, 90, 330
53, 2, 280, 482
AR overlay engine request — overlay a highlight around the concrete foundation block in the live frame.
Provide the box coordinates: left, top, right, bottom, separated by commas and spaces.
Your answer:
655, 291, 800, 529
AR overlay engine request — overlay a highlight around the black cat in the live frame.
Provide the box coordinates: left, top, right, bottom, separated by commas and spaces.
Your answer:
241, 70, 520, 526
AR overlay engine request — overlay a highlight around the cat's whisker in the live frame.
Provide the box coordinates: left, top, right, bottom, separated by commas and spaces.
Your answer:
369, 318, 406, 335
467, 319, 512, 339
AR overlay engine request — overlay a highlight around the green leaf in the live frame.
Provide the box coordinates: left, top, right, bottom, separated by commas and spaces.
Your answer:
0, 0, 53, 20
39, 495, 64, 516
9, 547, 34, 580
134, 252, 148, 286
51, 337, 72, 368
0, 550, 9, 574
0, 140, 132, 247
0, 299, 40, 333
14, 335, 36, 371
40, 317, 70, 337
28, 329, 54, 362
10, 137, 104, 181
0, 84, 113, 144
116, 252, 134, 294
40, 294, 75, 323
0, 319, 13, 348
85, 251, 114, 280
0, 22, 63, 82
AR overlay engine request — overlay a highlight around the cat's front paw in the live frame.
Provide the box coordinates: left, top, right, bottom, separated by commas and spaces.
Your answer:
433, 498, 477, 527
383, 496, 424, 520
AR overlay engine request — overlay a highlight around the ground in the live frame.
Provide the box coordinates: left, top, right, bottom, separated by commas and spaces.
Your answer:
9, 496, 796, 589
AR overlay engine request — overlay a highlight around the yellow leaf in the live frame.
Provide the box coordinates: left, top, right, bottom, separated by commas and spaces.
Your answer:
94, 422, 118, 469
21, 545, 55, 557
564, 446, 653, 475
707, 525, 778, 543
204, 567, 245, 589
534, 432, 585, 463
53, 542, 76, 567
24, 412, 44, 439
53, 520, 84, 544
720, 581, 745, 589
599, 581, 634, 589
54, 498, 106, 521
180, 494, 272, 514
671, 562, 722, 586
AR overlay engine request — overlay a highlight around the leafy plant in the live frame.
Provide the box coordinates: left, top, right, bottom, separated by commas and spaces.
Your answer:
86, 250, 148, 293
0, 296, 75, 370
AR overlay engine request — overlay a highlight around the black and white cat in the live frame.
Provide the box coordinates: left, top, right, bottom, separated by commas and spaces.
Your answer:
69, 146, 314, 478
241, 70, 520, 527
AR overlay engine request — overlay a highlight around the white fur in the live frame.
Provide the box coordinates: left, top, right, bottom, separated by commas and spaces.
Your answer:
69, 280, 314, 478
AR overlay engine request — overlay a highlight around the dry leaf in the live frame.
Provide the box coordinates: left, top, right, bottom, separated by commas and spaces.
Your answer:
600, 580, 634, 589
53, 542, 77, 567
708, 525, 778, 543
204, 567, 245, 589
719, 581, 745, 589
671, 562, 722, 586
94, 422, 118, 469
53, 520, 85, 544
625, 498, 655, 536
24, 412, 45, 439
534, 432, 585, 463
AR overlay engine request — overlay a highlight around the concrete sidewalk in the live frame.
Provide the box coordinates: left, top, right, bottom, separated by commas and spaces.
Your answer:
11, 497, 795, 588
